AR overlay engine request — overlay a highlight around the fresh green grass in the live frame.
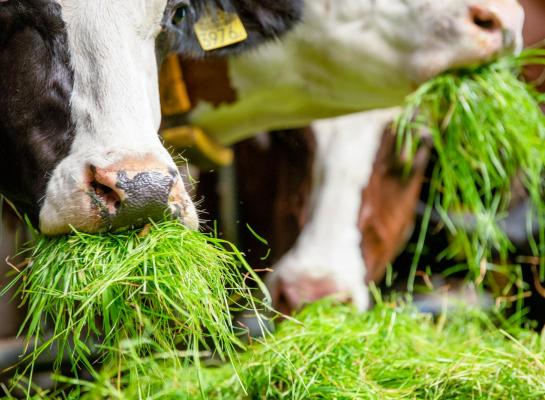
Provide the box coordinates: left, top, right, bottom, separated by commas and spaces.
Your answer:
1, 221, 267, 393
396, 50, 545, 288
73, 299, 545, 400
6, 52, 545, 399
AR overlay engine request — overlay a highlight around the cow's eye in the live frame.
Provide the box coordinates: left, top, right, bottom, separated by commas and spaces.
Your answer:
172, 4, 188, 26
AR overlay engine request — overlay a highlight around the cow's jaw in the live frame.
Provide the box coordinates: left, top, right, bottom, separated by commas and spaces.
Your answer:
268, 109, 400, 313
40, 0, 198, 235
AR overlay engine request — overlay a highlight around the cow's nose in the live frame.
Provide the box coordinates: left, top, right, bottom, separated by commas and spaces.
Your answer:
274, 276, 352, 316
87, 155, 198, 230
469, 2, 524, 51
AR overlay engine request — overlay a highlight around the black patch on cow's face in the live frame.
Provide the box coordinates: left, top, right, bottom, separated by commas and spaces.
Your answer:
159, 0, 304, 58
0, 0, 75, 221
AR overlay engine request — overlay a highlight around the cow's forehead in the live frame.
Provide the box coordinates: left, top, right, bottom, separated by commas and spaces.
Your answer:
55, 0, 168, 13
55, 0, 169, 35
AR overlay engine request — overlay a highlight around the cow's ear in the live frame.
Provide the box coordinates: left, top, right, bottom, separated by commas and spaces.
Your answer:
163, 0, 304, 58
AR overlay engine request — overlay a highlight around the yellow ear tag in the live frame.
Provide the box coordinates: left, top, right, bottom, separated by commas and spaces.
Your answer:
194, 10, 248, 51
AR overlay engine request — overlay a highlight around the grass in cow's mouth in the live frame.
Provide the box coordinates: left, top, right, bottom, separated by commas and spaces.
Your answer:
2, 220, 268, 392
396, 49, 545, 288
72, 299, 545, 399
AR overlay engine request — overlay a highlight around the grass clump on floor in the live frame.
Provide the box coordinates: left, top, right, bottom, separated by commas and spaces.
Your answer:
80, 299, 545, 400
2, 220, 266, 391
396, 50, 545, 285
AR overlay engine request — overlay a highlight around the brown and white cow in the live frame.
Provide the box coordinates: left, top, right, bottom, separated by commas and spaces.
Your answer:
243, 109, 430, 314
260, 0, 545, 314
0, 0, 303, 236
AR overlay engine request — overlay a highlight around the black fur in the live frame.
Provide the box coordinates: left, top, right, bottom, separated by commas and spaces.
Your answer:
161, 0, 304, 58
0, 0, 75, 222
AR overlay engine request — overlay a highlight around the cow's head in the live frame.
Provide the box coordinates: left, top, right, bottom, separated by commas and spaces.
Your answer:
305, 0, 524, 84
0, 0, 302, 235
264, 110, 429, 315
382, 0, 524, 82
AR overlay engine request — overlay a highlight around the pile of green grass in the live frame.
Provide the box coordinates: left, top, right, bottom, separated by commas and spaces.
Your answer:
396, 50, 545, 287
73, 299, 545, 399
7, 53, 545, 399
2, 221, 267, 393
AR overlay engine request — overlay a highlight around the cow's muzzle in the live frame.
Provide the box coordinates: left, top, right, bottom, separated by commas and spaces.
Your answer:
87, 156, 196, 231
39, 153, 198, 235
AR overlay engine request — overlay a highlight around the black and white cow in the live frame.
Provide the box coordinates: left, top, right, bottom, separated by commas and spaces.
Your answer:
0, 0, 303, 235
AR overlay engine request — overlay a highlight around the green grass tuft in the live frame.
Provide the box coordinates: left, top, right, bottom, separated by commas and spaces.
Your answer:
2, 220, 267, 392
78, 300, 545, 399
396, 50, 545, 288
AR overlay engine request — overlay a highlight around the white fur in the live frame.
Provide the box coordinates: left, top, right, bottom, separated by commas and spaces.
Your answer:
190, 0, 523, 144
41, 1, 198, 234
268, 108, 400, 311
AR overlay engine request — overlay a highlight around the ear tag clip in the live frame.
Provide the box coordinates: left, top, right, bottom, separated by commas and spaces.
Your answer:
194, 10, 248, 51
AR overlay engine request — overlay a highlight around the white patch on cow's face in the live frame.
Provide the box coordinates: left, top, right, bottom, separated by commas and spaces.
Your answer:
267, 108, 400, 312
40, 0, 198, 234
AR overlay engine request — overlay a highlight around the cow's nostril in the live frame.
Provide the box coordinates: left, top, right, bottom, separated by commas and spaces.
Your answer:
473, 16, 498, 31
470, 6, 501, 32
90, 180, 111, 196
89, 179, 122, 214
